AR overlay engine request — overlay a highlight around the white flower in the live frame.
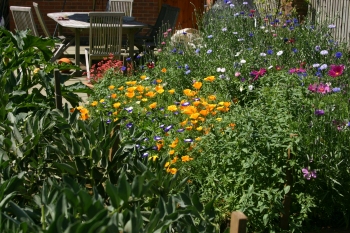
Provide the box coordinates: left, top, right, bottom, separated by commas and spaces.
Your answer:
217, 67, 226, 72
233, 32, 238, 35
268, 65, 273, 69
312, 64, 320, 68
222, 27, 227, 32
238, 38, 244, 41
234, 52, 241, 57
229, 3, 235, 8
260, 26, 265, 29
319, 64, 328, 70
277, 50, 283, 56
240, 59, 246, 64
248, 85, 253, 91
135, 101, 141, 104
125, 106, 133, 112
328, 24, 336, 29
240, 86, 244, 92
320, 50, 328, 55
326, 82, 332, 86
260, 53, 266, 57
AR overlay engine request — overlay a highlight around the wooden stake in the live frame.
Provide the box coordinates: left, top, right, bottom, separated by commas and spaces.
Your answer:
230, 211, 248, 233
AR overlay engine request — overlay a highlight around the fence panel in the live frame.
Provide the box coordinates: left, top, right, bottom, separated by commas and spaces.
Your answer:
309, 0, 350, 45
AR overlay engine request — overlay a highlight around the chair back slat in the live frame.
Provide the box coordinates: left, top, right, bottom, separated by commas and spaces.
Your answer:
88, 12, 124, 57
33, 2, 51, 37
108, 0, 133, 17
10, 6, 39, 36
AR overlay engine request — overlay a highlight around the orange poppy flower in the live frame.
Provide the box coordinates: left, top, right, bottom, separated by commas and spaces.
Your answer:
192, 81, 202, 90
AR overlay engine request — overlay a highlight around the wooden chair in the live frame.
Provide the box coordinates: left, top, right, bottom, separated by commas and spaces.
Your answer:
135, 4, 179, 50
85, 12, 124, 81
32, 2, 75, 61
107, 0, 133, 17
10, 5, 66, 62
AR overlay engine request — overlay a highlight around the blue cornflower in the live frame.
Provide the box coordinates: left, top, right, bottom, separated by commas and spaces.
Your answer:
207, 49, 213, 54
249, 32, 254, 37
315, 45, 321, 51
332, 87, 341, 92
292, 48, 298, 53
195, 48, 200, 53
126, 122, 133, 128
267, 49, 273, 55
335, 52, 342, 58
185, 64, 190, 70
171, 48, 177, 53
207, 35, 213, 38
121, 66, 126, 71
126, 57, 131, 61
185, 70, 191, 75
178, 50, 184, 55
136, 54, 141, 59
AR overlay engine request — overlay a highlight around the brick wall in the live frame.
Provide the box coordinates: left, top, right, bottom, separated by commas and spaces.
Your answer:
8, 0, 159, 38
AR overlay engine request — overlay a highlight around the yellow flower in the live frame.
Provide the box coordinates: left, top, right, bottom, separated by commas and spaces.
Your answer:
169, 150, 175, 155
167, 167, 177, 175
180, 119, 188, 126
165, 162, 170, 168
199, 109, 209, 116
168, 89, 175, 94
140, 75, 147, 80
76, 106, 83, 110
149, 155, 159, 161
80, 113, 89, 120
80, 108, 89, 114
90, 101, 98, 107
208, 95, 216, 101
193, 101, 201, 107
149, 102, 157, 109
156, 79, 162, 83
108, 85, 115, 90
33, 68, 40, 74
155, 85, 164, 94
216, 118, 222, 122
198, 117, 205, 122
167, 105, 178, 112
110, 93, 117, 99
171, 157, 178, 164
161, 68, 167, 73
127, 86, 137, 92
204, 76, 215, 82
190, 113, 200, 119
223, 102, 231, 107
118, 86, 124, 91
196, 126, 203, 131
113, 111, 118, 115
186, 126, 193, 130
145, 91, 156, 98
181, 155, 193, 162
183, 89, 196, 97
113, 102, 121, 108
192, 81, 202, 90
99, 99, 105, 103
114, 118, 119, 122
195, 137, 201, 141
125, 92, 135, 98
126, 81, 137, 85
136, 85, 144, 93
141, 98, 148, 102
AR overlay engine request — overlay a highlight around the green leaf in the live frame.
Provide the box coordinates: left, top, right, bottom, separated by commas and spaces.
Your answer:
117, 173, 131, 205
53, 162, 77, 175
284, 185, 290, 194
105, 180, 121, 209
191, 193, 203, 212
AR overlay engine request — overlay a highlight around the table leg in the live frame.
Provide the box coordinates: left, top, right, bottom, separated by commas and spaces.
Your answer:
127, 30, 135, 59
75, 29, 81, 67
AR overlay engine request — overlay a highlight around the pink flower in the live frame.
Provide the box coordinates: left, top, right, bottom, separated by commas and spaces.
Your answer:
250, 68, 266, 81
328, 64, 344, 77
289, 67, 306, 74
302, 168, 317, 180
235, 72, 241, 77
308, 83, 331, 94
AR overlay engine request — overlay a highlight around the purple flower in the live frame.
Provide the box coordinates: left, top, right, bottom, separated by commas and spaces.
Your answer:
126, 57, 131, 61
182, 102, 190, 106
177, 128, 185, 133
126, 122, 133, 128
106, 119, 111, 124
184, 138, 193, 143
315, 45, 321, 51
159, 124, 165, 128
207, 35, 213, 38
185, 70, 191, 75
315, 109, 325, 116
319, 64, 328, 70
121, 66, 126, 71
267, 49, 273, 55
302, 168, 317, 180
207, 49, 213, 54
153, 136, 162, 141
142, 152, 149, 157
164, 125, 173, 132
195, 48, 200, 54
